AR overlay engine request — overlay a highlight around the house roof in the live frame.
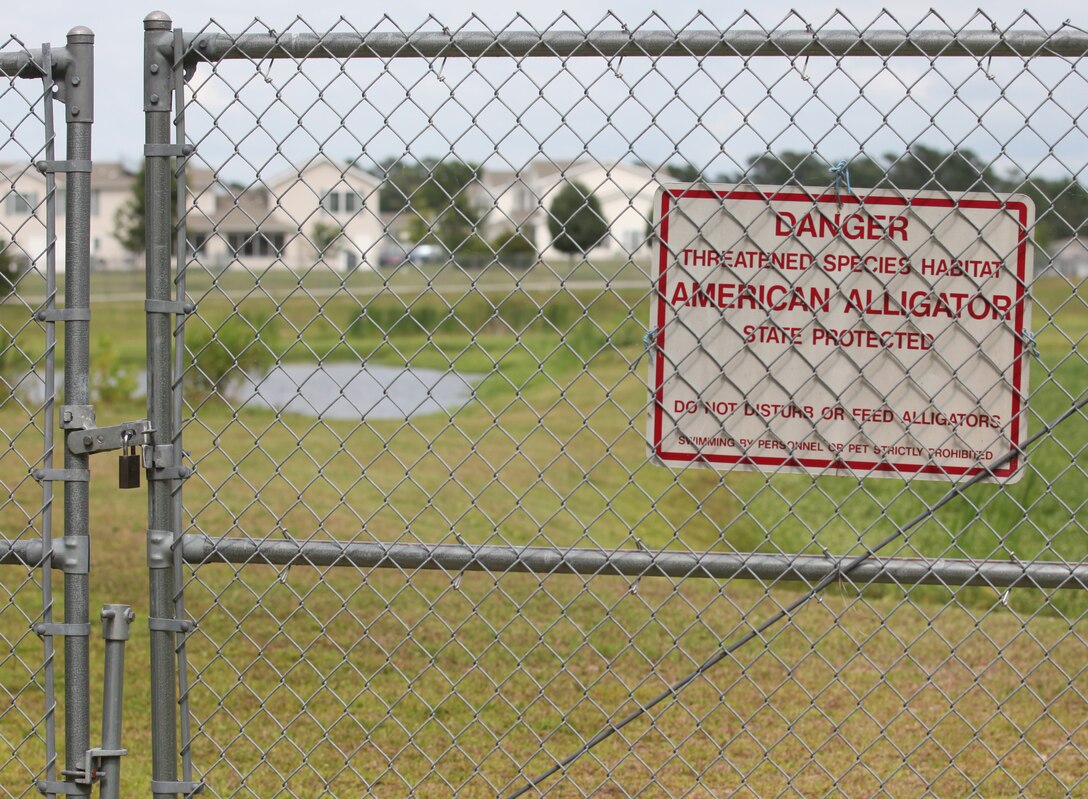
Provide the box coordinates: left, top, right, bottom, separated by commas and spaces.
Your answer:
265, 155, 380, 193
0, 160, 137, 190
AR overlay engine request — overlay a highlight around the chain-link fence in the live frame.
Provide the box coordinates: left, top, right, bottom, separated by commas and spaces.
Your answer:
1, 35, 65, 799
132, 12, 1088, 799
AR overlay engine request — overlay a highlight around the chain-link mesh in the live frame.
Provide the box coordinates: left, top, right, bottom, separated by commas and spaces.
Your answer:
166, 12, 1088, 798
0, 36, 60, 799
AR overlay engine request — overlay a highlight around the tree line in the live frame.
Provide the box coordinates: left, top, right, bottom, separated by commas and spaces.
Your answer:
707, 145, 1088, 250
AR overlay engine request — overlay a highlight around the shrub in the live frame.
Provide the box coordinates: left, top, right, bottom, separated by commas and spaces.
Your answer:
451, 234, 494, 270
490, 230, 537, 269
311, 222, 344, 258
91, 336, 140, 403
188, 310, 278, 392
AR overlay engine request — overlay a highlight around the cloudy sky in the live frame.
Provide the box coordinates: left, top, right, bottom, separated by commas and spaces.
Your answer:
5, 2, 1087, 182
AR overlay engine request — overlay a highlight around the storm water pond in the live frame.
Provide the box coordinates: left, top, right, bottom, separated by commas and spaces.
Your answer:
11, 362, 481, 421
232, 362, 480, 420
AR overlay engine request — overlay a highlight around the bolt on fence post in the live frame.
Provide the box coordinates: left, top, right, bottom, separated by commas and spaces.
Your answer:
60, 24, 94, 793
99, 605, 135, 799
144, 10, 181, 799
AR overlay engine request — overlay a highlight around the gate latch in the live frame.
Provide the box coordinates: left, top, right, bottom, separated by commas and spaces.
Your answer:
66, 420, 153, 456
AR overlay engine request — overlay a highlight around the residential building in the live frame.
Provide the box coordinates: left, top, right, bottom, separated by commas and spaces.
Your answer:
186, 157, 384, 272
479, 159, 660, 258
3, 155, 661, 273
1, 161, 136, 271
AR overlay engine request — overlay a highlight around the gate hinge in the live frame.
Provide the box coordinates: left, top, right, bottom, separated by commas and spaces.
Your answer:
144, 444, 193, 481
66, 420, 153, 456
52, 536, 90, 574
148, 616, 196, 633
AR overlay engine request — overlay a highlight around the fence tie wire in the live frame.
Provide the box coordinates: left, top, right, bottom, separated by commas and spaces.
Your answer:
1022, 329, 1041, 359
632, 326, 659, 371
504, 390, 1088, 799
829, 159, 853, 206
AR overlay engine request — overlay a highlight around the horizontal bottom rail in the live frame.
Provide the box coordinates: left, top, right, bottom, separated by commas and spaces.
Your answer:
180, 534, 1088, 591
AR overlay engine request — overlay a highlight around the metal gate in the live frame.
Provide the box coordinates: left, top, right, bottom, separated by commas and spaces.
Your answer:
0, 28, 96, 799
133, 14, 1088, 799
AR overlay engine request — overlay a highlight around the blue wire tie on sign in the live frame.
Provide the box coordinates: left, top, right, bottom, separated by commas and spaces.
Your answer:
829, 159, 852, 206
634, 327, 659, 370
1022, 330, 1041, 360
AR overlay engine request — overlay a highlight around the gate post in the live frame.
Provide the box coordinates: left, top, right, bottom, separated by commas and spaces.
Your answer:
60, 24, 94, 795
143, 11, 181, 799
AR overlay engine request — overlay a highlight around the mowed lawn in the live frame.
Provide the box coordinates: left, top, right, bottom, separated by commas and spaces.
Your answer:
0, 269, 1084, 797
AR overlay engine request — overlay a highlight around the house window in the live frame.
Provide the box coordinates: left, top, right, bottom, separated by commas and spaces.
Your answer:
91, 190, 100, 216
321, 190, 363, 215
5, 190, 37, 215
226, 232, 286, 257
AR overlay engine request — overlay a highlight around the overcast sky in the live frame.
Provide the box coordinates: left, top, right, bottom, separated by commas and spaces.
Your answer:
5, 2, 1087, 182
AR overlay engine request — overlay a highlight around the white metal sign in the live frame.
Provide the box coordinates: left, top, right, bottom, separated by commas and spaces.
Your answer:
648, 185, 1034, 481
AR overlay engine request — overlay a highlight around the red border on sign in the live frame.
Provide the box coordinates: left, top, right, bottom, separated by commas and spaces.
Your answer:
650, 188, 1030, 479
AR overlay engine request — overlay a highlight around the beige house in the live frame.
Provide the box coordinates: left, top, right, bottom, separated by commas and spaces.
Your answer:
1, 161, 136, 272
187, 157, 385, 272
479, 159, 659, 258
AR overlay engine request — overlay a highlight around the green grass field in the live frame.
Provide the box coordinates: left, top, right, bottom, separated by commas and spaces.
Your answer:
0, 266, 1084, 797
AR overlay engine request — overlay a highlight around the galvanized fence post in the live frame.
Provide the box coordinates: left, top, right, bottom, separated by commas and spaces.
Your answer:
59, 25, 94, 795
144, 11, 183, 799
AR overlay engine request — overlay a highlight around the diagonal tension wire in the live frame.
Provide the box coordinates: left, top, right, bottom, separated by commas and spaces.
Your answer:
506, 391, 1088, 799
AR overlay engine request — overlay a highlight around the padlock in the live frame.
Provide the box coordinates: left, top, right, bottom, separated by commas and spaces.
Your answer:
118, 432, 141, 489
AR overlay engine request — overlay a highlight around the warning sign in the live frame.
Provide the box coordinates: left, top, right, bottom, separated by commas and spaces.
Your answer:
647, 185, 1033, 482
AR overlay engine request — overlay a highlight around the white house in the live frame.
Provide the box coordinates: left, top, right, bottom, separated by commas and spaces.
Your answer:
479, 159, 659, 258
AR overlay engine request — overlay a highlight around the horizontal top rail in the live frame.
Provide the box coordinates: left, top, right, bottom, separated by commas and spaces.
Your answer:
0, 49, 46, 79
181, 29, 1088, 63
0, 45, 77, 80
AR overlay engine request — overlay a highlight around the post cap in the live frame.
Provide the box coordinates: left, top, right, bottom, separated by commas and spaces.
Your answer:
66, 26, 94, 42
144, 11, 172, 30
